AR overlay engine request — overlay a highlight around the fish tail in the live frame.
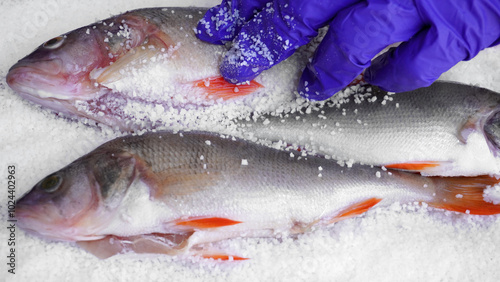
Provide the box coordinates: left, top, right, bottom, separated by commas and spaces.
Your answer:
429, 175, 500, 215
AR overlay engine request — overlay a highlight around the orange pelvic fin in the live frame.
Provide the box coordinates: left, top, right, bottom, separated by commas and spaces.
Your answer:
201, 254, 249, 261
430, 175, 500, 215
385, 161, 448, 173
329, 198, 382, 224
176, 217, 242, 229
193, 76, 263, 100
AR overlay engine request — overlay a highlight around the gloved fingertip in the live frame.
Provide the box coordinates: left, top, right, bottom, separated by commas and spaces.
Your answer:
220, 51, 264, 83
365, 51, 435, 92
195, 5, 238, 45
298, 66, 340, 101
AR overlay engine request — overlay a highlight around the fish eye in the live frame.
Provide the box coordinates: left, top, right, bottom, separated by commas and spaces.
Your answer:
40, 174, 62, 193
43, 36, 65, 49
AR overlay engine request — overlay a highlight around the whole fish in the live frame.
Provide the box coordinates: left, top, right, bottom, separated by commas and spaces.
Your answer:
6, 7, 310, 131
232, 82, 500, 176
16, 131, 500, 259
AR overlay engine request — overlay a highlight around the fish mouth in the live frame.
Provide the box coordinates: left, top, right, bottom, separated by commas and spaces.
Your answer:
7, 59, 103, 101
16, 204, 105, 242
4, 81, 80, 118
7, 65, 120, 127
7, 59, 72, 100
16, 204, 71, 241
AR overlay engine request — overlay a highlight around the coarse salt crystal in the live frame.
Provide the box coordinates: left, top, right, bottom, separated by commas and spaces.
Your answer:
483, 184, 500, 204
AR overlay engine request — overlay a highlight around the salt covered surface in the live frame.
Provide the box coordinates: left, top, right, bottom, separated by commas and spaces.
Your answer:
1, 0, 500, 281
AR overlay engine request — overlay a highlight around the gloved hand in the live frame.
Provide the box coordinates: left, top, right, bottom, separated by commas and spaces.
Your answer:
196, 0, 500, 100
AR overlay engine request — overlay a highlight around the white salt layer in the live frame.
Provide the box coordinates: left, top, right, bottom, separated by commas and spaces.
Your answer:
2, 1, 500, 282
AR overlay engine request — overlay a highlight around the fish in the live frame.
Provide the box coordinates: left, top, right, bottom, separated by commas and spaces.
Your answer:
16, 131, 500, 260
230, 82, 500, 176
6, 7, 311, 131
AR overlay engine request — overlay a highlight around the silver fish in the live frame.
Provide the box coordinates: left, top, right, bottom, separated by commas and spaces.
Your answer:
16, 131, 500, 259
230, 82, 500, 176
6, 7, 309, 131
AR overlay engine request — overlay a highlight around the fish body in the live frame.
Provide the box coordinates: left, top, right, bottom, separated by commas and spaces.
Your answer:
232, 82, 500, 176
7, 7, 308, 130
16, 131, 500, 259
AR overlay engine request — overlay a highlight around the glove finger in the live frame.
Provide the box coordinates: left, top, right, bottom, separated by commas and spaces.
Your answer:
196, 0, 269, 44
220, 0, 356, 83
298, 0, 423, 100
366, 28, 472, 92
366, 1, 500, 92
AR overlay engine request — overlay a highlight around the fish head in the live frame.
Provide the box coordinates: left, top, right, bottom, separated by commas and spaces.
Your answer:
6, 26, 110, 109
16, 150, 137, 241
6, 12, 171, 115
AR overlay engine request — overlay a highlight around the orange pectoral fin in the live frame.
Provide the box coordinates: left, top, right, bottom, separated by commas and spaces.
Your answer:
429, 175, 500, 215
193, 76, 263, 100
176, 217, 242, 229
385, 161, 448, 173
329, 198, 382, 224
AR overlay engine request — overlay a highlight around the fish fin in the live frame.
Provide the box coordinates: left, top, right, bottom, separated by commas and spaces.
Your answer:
149, 30, 173, 49
329, 198, 382, 224
176, 217, 242, 229
77, 237, 125, 259
429, 175, 500, 215
77, 232, 193, 259
144, 170, 220, 199
156, 172, 220, 197
190, 244, 248, 261
130, 154, 220, 199
193, 76, 263, 100
92, 47, 158, 84
92, 32, 172, 85
347, 73, 365, 87
200, 253, 249, 261
384, 161, 450, 173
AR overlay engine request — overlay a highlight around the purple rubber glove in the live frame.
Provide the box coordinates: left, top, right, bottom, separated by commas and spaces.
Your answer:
196, 0, 500, 100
